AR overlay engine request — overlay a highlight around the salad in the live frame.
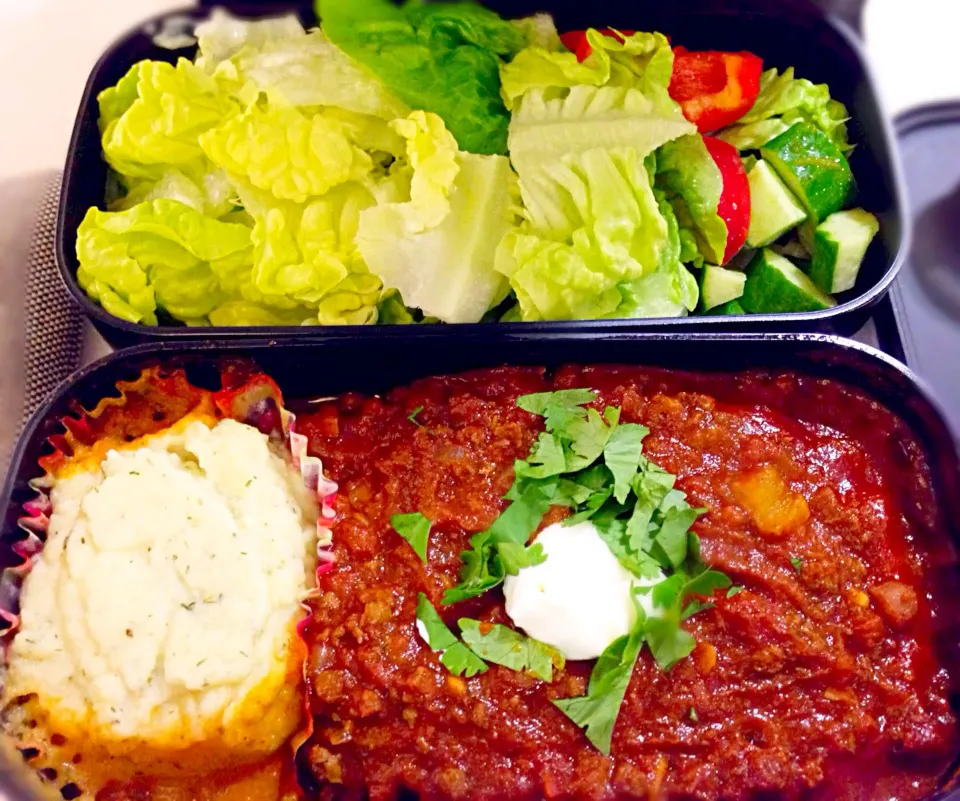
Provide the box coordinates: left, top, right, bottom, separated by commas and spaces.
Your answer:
75, 0, 878, 327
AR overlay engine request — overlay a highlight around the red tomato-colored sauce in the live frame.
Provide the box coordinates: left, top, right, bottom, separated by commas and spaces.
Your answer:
297, 367, 958, 801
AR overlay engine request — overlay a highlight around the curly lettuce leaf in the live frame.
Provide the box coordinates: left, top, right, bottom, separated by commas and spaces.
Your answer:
737, 67, 852, 153
98, 58, 239, 180
317, 0, 523, 155
199, 104, 373, 203
357, 131, 515, 324
607, 190, 698, 318
109, 168, 236, 218
238, 182, 383, 324
195, 12, 409, 120
500, 29, 677, 112
655, 134, 727, 265
76, 199, 253, 325
494, 147, 672, 321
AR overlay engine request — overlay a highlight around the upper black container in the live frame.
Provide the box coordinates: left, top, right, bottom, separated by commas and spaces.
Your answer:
57, 0, 907, 348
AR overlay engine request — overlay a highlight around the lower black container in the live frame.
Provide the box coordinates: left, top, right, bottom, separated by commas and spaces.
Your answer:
1, 333, 959, 799
57, 0, 906, 347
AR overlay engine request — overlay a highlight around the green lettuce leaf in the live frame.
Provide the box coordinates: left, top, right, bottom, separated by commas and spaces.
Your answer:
317, 0, 524, 155
357, 112, 515, 323
99, 58, 239, 180
238, 182, 383, 325
716, 119, 791, 151
494, 146, 671, 320
195, 12, 409, 120
199, 103, 374, 203
608, 190, 699, 318
500, 29, 677, 112
737, 67, 852, 154
109, 168, 236, 218
655, 134, 727, 265
76, 199, 253, 325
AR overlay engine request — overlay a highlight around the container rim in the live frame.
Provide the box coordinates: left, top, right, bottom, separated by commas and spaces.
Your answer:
55, 2, 911, 338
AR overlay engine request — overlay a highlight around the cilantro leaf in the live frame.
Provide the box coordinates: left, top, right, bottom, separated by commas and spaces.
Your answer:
683, 568, 732, 598
459, 619, 562, 681
497, 541, 546, 575
726, 585, 745, 598
790, 556, 803, 574
651, 506, 700, 568
407, 405, 424, 427
416, 593, 459, 651
443, 532, 503, 604
594, 517, 662, 579
440, 643, 489, 678
603, 423, 649, 503
644, 616, 697, 670
565, 406, 620, 472
564, 486, 614, 525
517, 389, 597, 433
487, 480, 557, 545
680, 599, 715, 620
552, 627, 644, 754
416, 594, 488, 677
391, 512, 431, 562
522, 432, 567, 479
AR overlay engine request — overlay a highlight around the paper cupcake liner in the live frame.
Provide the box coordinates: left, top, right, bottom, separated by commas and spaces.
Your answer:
0, 364, 338, 800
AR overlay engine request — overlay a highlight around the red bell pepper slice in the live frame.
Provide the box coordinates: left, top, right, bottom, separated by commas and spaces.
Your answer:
559, 29, 636, 62
668, 48, 763, 132
702, 136, 751, 264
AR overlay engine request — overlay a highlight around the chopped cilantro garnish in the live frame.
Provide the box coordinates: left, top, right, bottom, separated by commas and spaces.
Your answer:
459, 619, 563, 681
415, 594, 487, 678
552, 626, 644, 754
603, 423, 649, 503
726, 585, 744, 598
689, 707, 698, 722
496, 541, 546, 575
391, 512, 431, 563
790, 556, 803, 574
407, 405, 425, 427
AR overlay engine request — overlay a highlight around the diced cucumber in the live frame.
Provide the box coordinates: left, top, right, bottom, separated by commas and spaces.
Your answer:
760, 122, 853, 224
807, 208, 879, 294
710, 299, 746, 315
699, 265, 747, 311
746, 160, 808, 248
741, 249, 836, 313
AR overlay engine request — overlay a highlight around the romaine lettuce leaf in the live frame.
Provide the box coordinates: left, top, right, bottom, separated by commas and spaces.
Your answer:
500, 29, 677, 113
356, 113, 515, 323
494, 148, 669, 321
737, 67, 852, 153
716, 119, 791, 151
75, 199, 253, 325
195, 12, 409, 120
98, 58, 239, 180
316, 0, 524, 155
655, 135, 727, 265
608, 190, 699, 318
199, 104, 373, 203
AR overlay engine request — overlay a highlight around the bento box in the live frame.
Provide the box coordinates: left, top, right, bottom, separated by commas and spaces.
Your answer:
0, 332, 958, 800
57, 0, 906, 348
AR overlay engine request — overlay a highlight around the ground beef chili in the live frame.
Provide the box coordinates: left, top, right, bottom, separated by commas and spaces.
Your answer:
296, 366, 958, 801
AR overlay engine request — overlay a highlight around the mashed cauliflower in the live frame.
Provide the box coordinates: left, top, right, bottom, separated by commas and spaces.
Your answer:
3, 417, 318, 773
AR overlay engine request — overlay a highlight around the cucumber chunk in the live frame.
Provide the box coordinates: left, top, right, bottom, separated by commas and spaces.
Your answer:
746, 160, 808, 248
699, 265, 747, 311
808, 209, 879, 294
741, 249, 836, 313
760, 122, 853, 224
710, 299, 746, 315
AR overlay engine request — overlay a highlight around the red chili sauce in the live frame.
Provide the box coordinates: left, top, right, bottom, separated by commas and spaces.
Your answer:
297, 366, 958, 801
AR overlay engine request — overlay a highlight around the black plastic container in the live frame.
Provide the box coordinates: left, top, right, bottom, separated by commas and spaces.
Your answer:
57, 0, 907, 348
1, 332, 960, 798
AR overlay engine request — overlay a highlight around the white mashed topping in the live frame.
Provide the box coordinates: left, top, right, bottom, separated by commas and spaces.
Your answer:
4, 418, 318, 757
504, 521, 664, 661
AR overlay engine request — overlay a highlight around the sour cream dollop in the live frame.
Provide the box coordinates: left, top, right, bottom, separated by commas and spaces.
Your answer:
503, 521, 663, 661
